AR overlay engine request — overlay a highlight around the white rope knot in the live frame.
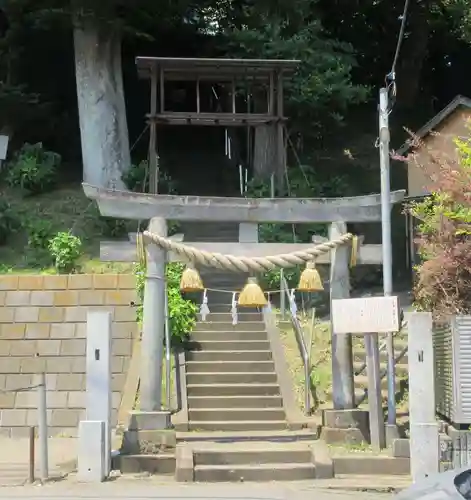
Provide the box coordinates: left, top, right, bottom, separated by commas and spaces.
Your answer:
142, 231, 353, 273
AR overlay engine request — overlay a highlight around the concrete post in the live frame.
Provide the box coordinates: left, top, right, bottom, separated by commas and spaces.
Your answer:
85, 310, 112, 476
140, 217, 168, 412
408, 312, 439, 482
329, 221, 354, 409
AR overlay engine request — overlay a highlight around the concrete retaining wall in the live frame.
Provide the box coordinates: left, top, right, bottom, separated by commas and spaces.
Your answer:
0, 274, 138, 438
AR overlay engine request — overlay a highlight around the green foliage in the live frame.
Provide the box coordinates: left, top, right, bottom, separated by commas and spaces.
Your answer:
134, 262, 197, 344
0, 200, 20, 245
122, 160, 178, 194
6, 142, 61, 194
26, 219, 54, 250
99, 217, 129, 238
409, 133, 471, 316
48, 232, 82, 273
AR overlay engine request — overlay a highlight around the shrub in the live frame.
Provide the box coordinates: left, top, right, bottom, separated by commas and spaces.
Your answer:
406, 133, 471, 316
6, 142, 61, 194
0, 200, 19, 245
27, 219, 54, 250
48, 232, 82, 273
135, 262, 197, 345
99, 217, 129, 238
122, 161, 178, 194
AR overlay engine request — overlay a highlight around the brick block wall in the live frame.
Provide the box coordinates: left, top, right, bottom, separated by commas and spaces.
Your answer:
0, 274, 138, 438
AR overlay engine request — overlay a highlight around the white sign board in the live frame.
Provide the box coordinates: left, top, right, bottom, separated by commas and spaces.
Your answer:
332, 296, 400, 334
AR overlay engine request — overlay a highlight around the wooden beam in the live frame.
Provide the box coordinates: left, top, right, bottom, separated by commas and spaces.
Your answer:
100, 240, 382, 265
83, 184, 406, 224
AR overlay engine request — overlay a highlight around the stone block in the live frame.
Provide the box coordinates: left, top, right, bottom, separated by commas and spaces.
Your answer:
0, 307, 14, 323
45, 391, 68, 409
45, 374, 58, 391
0, 375, 6, 389
112, 339, 132, 356
72, 357, 86, 373
50, 323, 74, 339
0, 409, 27, 426
0, 291, 5, 305
15, 391, 36, 409
18, 275, 43, 290
79, 290, 105, 306
393, 438, 411, 458
56, 374, 84, 391
323, 408, 370, 432
68, 391, 85, 409
10, 340, 37, 356
112, 392, 122, 410
112, 322, 138, 339
111, 357, 124, 374
128, 411, 171, 431
111, 374, 126, 392
36, 339, 61, 356
118, 274, 136, 290
311, 440, 334, 479
93, 274, 118, 290
0, 324, 25, 339
320, 426, 370, 445
175, 445, 194, 482
77, 420, 106, 482
74, 323, 86, 338
68, 274, 93, 290
42, 275, 68, 290
38, 307, 64, 323
64, 306, 87, 323
25, 324, 50, 339
0, 392, 15, 409
122, 429, 177, 454
0, 275, 18, 290
20, 357, 46, 374
105, 290, 137, 306
114, 306, 135, 322
14, 307, 39, 323
51, 409, 80, 427
5, 290, 31, 306
26, 409, 53, 427
0, 341, 10, 356
0, 358, 21, 373
5, 374, 32, 389
54, 291, 79, 306
30, 291, 54, 306
46, 357, 74, 373
60, 339, 86, 356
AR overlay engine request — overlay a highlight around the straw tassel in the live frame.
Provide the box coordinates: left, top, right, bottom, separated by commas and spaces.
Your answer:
180, 263, 204, 292
238, 277, 267, 307
231, 292, 238, 325
200, 289, 210, 321
298, 260, 323, 291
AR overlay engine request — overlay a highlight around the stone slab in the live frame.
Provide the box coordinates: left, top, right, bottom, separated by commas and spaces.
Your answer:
77, 420, 106, 483
320, 427, 370, 445
128, 411, 171, 431
393, 438, 411, 458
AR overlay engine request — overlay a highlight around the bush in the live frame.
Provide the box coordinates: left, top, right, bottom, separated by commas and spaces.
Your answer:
6, 142, 61, 194
122, 161, 178, 194
99, 217, 129, 238
0, 200, 19, 245
27, 219, 54, 250
407, 133, 471, 316
135, 262, 197, 345
48, 232, 82, 273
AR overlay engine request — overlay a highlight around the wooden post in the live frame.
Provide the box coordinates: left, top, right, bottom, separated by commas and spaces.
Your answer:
329, 221, 354, 409
140, 217, 167, 411
149, 65, 159, 194
275, 70, 285, 193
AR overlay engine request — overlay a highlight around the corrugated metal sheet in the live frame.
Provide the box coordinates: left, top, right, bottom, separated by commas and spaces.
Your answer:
433, 321, 454, 421
456, 316, 471, 422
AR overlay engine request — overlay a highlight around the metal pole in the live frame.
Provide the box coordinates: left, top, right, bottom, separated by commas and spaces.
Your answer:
280, 269, 286, 320
28, 426, 35, 484
37, 373, 48, 481
379, 87, 396, 427
164, 282, 172, 410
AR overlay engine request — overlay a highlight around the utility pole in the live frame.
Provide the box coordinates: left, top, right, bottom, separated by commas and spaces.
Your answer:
378, 87, 398, 440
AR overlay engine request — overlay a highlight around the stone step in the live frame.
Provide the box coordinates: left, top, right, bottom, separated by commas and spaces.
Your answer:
332, 455, 410, 476
187, 340, 270, 351
197, 313, 263, 322
186, 383, 281, 397
186, 360, 275, 373
188, 395, 283, 409
189, 407, 285, 422
115, 453, 175, 475
193, 443, 312, 466
188, 420, 287, 432
194, 322, 266, 332
186, 372, 278, 385
194, 462, 315, 482
191, 330, 268, 342
187, 350, 272, 362
177, 429, 317, 442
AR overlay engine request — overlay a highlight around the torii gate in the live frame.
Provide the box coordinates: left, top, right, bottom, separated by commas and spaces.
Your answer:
83, 183, 405, 431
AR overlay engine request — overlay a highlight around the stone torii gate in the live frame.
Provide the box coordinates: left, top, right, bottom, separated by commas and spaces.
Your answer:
83, 183, 405, 432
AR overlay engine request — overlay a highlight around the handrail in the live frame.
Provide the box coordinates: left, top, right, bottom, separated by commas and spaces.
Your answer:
280, 275, 311, 415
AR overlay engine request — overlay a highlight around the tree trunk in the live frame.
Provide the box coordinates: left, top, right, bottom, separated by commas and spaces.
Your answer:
73, 18, 130, 189
253, 124, 277, 180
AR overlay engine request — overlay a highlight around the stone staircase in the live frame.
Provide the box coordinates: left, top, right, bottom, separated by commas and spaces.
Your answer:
186, 311, 287, 432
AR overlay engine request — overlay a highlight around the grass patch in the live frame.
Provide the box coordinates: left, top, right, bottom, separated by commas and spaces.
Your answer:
277, 314, 332, 414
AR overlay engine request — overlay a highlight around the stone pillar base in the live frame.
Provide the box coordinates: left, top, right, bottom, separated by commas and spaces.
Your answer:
128, 410, 171, 431
320, 408, 370, 445
385, 423, 401, 445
